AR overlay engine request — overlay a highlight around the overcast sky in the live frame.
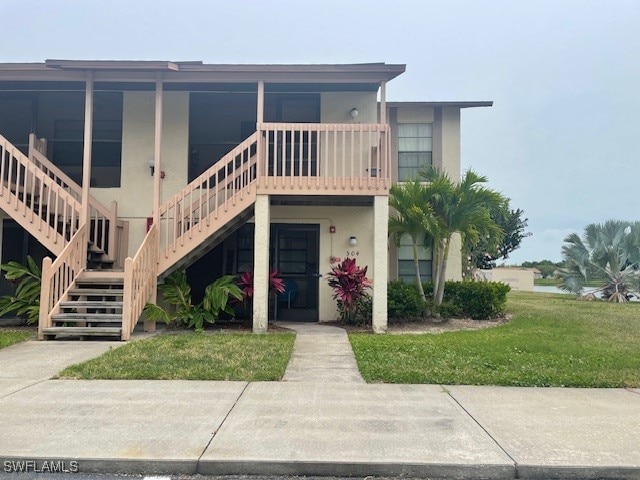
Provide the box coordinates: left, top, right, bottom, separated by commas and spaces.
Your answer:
3, 0, 638, 263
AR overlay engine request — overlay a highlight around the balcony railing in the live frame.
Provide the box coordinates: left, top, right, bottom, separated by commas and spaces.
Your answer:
257, 123, 390, 194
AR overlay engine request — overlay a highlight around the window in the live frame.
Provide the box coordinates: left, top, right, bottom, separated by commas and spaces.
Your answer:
397, 123, 432, 181
397, 233, 432, 283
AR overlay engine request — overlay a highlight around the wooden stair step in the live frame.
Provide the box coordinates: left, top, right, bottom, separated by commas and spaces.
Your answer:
52, 318, 122, 325
68, 288, 124, 297
60, 301, 123, 309
52, 313, 122, 321
41, 327, 122, 336
76, 277, 124, 286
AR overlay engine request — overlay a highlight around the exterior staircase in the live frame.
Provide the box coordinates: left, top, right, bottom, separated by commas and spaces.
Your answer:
37, 132, 261, 341
41, 272, 124, 340
0, 133, 130, 340
2, 123, 389, 341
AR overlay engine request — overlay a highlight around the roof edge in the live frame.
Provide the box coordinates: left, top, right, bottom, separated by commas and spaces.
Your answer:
386, 101, 493, 108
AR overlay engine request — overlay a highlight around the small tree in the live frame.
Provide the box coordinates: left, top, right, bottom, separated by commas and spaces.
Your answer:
419, 166, 507, 306
389, 178, 436, 303
326, 258, 372, 324
464, 207, 531, 276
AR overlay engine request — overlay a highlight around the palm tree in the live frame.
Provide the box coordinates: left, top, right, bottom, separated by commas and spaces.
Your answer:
419, 166, 506, 306
388, 178, 437, 303
557, 220, 640, 301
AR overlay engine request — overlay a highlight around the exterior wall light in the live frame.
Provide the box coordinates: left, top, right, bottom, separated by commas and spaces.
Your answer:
349, 236, 357, 247
350, 107, 359, 119
148, 158, 155, 176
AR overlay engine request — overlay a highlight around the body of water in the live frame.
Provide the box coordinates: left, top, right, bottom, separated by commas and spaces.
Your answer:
533, 285, 570, 294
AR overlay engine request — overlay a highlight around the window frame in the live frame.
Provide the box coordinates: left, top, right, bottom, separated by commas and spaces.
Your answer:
397, 123, 433, 182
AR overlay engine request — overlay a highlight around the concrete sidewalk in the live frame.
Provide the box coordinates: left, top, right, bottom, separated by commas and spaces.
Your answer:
1, 335, 640, 478
0, 340, 116, 397
278, 322, 364, 383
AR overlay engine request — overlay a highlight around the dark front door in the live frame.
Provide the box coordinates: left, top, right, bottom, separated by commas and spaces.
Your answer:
272, 224, 320, 321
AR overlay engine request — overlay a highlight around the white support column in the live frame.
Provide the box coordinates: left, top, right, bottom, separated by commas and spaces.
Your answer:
257, 80, 264, 124
256, 81, 265, 186
152, 72, 163, 226
379, 81, 387, 124
81, 71, 94, 226
252, 194, 270, 333
372, 195, 388, 333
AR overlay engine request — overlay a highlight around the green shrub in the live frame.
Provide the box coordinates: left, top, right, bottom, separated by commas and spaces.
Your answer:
435, 300, 463, 318
338, 294, 373, 325
443, 281, 510, 319
387, 281, 425, 319
0, 256, 41, 324
421, 280, 510, 319
144, 271, 243, 331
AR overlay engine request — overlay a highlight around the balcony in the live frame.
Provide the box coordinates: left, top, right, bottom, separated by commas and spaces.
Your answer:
256, 123, 390, 195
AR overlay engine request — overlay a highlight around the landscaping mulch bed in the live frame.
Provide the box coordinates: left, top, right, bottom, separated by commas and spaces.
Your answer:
330, 316, 511, 334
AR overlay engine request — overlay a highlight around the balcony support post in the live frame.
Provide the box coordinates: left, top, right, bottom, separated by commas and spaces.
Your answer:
252, 194, 270, 333
257, 80, 264, 124
380, 81, 387, 124
153, 72, 163, 227
372, 195, 388, 333
81, 71, 94, 229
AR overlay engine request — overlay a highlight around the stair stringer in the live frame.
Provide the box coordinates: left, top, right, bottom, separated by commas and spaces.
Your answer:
0, 190, 68, 256
157, 187, 256, 276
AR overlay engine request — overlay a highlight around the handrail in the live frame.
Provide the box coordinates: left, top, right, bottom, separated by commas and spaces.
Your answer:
158, 131, 259, 262
38, 224, 87, 339
122, 223, 158, 340
1, 133, 82, 255
28, 134, 120, 262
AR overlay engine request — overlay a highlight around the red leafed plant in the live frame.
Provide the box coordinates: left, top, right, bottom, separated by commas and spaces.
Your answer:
237, 269, 285, 301
326, 258, 372, 323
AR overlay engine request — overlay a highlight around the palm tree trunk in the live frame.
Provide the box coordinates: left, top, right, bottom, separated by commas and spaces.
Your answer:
435, 236, 451, 306
433, 243, 442, 294
412, 240, 427, 303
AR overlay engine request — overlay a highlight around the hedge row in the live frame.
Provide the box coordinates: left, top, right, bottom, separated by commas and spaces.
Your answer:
388, 280, 510, 320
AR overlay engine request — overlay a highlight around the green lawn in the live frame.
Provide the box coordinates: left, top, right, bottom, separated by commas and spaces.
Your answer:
59, 331, 295, 381
0, 329, 33, 349
350, 291, 640, 387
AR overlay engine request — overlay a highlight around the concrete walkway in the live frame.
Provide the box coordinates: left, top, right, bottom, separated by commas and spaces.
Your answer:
277, 322, 364, 383
0, 340, 115, 397
1, 336, 640, 478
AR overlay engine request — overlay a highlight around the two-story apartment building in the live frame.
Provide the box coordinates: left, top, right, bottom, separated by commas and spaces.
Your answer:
0, 60, 491, 340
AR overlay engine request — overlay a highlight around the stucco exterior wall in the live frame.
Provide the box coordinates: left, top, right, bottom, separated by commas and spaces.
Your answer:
269, 204, 377, 322
479, 268, 534, 291
440, 107, 461, 180
321, 92, 377, 124
387, 105, 464, 281
91, 91, 189, 256
396, 107, 435, 124
319, 92, 379, 179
